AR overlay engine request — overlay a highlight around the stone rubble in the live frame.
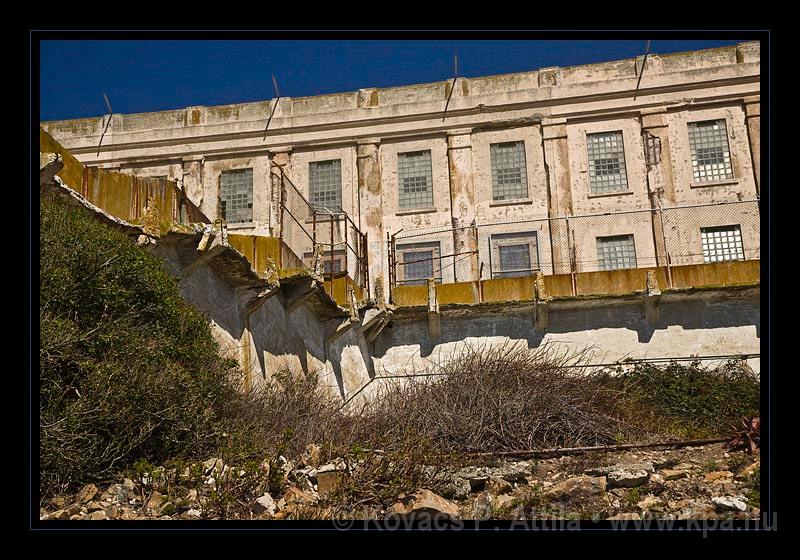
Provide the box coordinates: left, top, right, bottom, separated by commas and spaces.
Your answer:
39, 442, 760, 522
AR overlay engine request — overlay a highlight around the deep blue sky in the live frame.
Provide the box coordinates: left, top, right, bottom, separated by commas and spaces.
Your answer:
40, 40, 745, 121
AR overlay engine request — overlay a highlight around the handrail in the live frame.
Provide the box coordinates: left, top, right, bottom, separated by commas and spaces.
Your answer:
273, 166, 370, 297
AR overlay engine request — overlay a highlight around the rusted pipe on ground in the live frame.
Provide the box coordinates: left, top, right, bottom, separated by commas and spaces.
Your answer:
466, 437, 729, 460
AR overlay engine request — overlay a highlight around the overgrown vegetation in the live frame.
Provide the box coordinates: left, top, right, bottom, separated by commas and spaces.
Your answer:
606, 360, 760, 439
39, 191, 760, 513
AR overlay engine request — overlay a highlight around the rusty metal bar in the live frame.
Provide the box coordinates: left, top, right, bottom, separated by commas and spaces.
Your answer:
659, 206, 673, 288
397, 249, 477, 267
344, 213, 349, 290
330, 216, 335, 297
468, 437, 728, 460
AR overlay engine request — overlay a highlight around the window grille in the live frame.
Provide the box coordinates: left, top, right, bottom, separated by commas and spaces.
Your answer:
587, 131, 628, 194
220, 168, 253, 223
701, 225, 744, 262
309, 160, 342, 212
490, 231, 539, 278
688, 119, 734, 183
490, 141, 528, 201
597, 234, 637, 270
398, 150, 434, 210
397, 241, 441, 285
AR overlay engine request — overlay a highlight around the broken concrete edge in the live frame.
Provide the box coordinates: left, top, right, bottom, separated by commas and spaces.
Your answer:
49, 175, 146, 238
45, 172, 374, 324
40, 152, 63, 184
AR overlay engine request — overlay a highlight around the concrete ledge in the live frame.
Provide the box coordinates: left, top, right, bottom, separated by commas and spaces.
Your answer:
391, 261, 760, 308
671, 260, 759, 289
482, 276, 536, 303
392, 284, 429, 307
543, 274, 574, 298
576, 267, 668, 296
437, 281, 480, 305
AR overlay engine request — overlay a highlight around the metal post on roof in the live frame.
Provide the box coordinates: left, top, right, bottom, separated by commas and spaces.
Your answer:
442, 52, 459, 122
263, 74, 282, 138
633, 40, 652, 101
97, 91, 114, 156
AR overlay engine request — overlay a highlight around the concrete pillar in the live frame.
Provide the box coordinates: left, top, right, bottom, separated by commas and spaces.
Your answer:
641, 108, 677, 268
541, 119, 573, 274
427, 278, 441, 339
446, 130, 479, 282
356, 140, 384, 301
744, 96, 760, 197
182, 155, 205, 213
269, 149, 292, 239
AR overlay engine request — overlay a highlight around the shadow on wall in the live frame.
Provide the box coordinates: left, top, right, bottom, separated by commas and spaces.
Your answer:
326, 330, 378, 400
374, 291, 760, 359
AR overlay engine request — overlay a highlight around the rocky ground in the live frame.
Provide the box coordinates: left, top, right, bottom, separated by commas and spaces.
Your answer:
40, 442, 759, 522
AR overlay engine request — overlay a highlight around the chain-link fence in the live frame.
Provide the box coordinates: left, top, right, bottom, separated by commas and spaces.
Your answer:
390, 199, 759, 288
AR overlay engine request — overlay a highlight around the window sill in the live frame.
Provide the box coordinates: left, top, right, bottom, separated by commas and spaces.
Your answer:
586, 190, 635, 199
690, 179, 739, 189
489, 198, 533, 207
396, 207, 439, 216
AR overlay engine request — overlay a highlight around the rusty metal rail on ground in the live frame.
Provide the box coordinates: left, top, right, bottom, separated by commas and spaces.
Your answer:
465, 437, 731, 460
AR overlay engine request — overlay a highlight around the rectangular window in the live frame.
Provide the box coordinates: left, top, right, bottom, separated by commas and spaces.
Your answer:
701, 225, 744, 262
597, 234, 637, 271
220, 168, 253, 224
688, 120, 734, 183
490, 141, 528, 201
397, 241, 441, 285
323, 259, 343, 274
398, 150, 434, 210
309, 160, 342, 212
491, 231, 539, 278
587, 131, 628, 194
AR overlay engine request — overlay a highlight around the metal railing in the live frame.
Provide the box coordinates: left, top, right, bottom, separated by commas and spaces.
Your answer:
273, 168, 369, 300
389, 199, 760, 295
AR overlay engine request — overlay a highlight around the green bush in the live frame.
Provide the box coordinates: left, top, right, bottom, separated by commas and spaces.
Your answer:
610, 360, 760, 438
40, 192, 244, 498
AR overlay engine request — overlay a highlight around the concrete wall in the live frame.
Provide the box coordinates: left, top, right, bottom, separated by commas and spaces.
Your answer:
370, 288, 760, 399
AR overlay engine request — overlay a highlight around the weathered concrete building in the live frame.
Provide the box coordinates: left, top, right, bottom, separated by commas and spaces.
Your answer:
41, 41, 761, 402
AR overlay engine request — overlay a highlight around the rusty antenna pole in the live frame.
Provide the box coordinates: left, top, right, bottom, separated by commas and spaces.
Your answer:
633, 40, 652, 101
263, 74, 282, 138
442, 52, 459, 121
97, 91, 114, 156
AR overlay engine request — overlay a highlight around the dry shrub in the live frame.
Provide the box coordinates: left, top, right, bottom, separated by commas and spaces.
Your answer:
356, 343, 632, 454
217, 369, 363, 469
326, 430, 453, 513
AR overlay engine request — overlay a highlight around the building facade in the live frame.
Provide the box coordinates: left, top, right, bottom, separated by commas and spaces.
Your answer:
42, 41, 761, 304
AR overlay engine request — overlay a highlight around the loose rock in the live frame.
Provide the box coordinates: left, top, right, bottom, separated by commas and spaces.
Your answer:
712, 495, 747, 512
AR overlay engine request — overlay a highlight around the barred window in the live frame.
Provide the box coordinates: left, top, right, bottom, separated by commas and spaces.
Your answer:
597, 234, 637, 271
220, 168, 253, 224
490, 141, 528, 201
688, 120, 734, 183
398, 150, 434, 210
397, 241, 441, 285
587, 131, 628, 194
701, 225, 744, 262
309, 160, 342, 212
490, 231, 539, 278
